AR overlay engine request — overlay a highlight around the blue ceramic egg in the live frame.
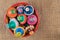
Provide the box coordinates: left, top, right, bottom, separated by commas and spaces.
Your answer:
24, 5, 34, 15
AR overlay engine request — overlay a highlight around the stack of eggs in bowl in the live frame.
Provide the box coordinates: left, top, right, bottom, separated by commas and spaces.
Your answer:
4, 2, 39, 37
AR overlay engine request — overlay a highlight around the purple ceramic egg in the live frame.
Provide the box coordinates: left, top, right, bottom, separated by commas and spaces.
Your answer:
17, 6, 24, 14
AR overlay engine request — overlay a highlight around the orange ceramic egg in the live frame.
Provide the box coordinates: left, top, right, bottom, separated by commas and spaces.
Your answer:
7, 7, 17, 18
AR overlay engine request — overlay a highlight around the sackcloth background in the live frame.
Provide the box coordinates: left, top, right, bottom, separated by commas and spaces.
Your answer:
0, 0, 60, 40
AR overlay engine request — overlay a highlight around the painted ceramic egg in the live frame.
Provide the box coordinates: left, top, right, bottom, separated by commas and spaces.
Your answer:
6, 18, 19, 29
7, 7, 17, 18
24, 5, 34, 15
17, 6, 24, 14
14, 27, 25, 37
27, 15, 37, 25
17, 14, 27, 24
